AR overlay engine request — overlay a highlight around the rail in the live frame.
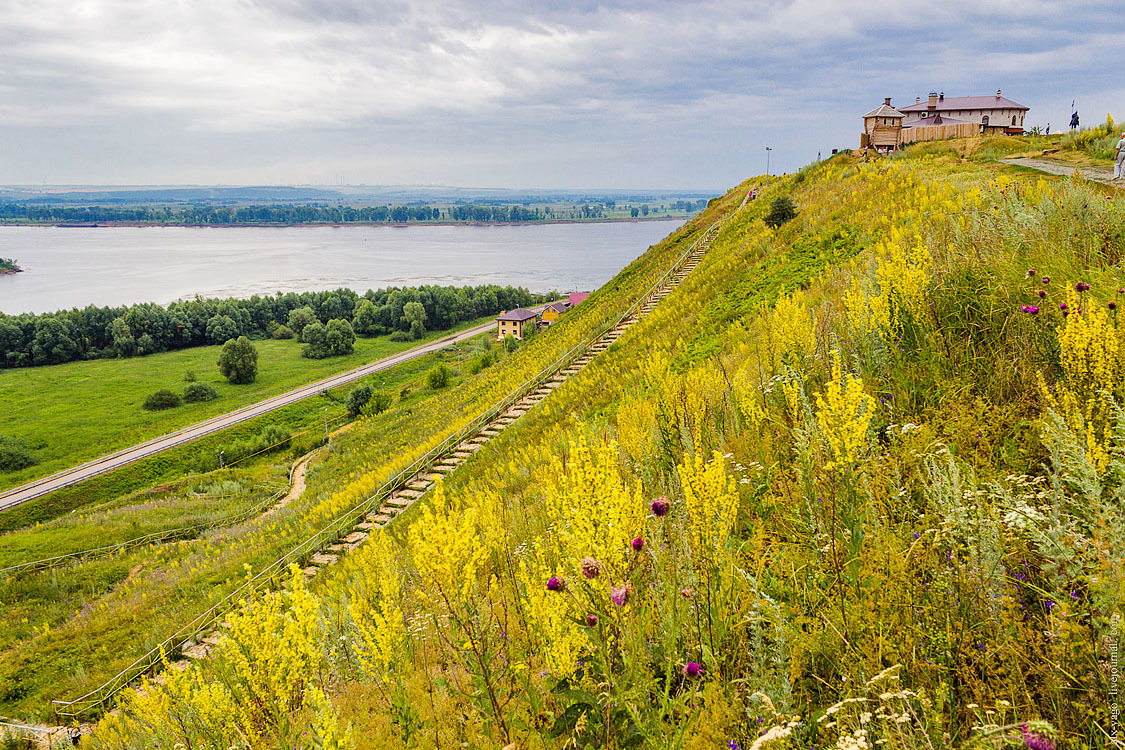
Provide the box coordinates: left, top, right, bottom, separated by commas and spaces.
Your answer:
51, 201, 742, 722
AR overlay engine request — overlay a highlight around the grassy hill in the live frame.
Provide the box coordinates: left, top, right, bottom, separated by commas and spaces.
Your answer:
38, 145, 1125, 748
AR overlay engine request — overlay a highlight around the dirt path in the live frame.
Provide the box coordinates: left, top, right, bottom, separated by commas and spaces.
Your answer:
1001, 157, 1120, 185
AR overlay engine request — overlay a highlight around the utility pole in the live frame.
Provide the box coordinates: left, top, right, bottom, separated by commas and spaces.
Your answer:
323, 408, 329, 443
765, 146, 772, 176
218, 450, 225, 470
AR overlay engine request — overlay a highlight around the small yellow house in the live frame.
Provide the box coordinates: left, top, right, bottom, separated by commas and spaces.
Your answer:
496, 308, 539, 340
541, 301, 568, 324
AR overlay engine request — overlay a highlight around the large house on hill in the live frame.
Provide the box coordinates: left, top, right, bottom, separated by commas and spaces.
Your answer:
860, 90, 1029, 153
898, 90, 1028, 135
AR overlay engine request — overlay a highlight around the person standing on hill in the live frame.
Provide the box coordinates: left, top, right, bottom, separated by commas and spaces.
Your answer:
1115, 131, 1125, 180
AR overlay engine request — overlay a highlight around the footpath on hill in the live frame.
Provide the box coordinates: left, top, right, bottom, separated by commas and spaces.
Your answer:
1001, 156, 1119, 184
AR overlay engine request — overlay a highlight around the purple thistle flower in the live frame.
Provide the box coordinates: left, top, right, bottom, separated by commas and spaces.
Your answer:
1042, 277, 1050, 285
1118, 287, 1124, 294
1026, 305, 1039, 315
610, 583, 632, 607
650, 496, 670, 517
1059, 303, 1067, 311
1020, 726, 1056, 750
585, 614, 599, 627
1110, 302, 1118, 310
682, 661, 703, 678
1038, 290, 1046, 298
1027, 268, 1036, 277
631, 537, 645, 552
546, 576, 564, 592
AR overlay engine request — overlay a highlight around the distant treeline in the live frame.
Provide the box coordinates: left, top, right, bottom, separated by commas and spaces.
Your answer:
0, 257, 19, 273
0, 200, 707, 226
0, 284, 540, 368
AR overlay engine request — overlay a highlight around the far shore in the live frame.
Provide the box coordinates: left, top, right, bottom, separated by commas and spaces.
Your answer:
0, 215, 690, 230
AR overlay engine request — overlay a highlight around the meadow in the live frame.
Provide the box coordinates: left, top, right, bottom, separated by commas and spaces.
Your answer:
0, 212, 710, 723
74, 139, 1125, 750
0, 317, 493, 495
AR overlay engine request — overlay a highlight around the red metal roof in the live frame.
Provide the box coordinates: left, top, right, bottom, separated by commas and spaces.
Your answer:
567, 292, 590, 307
899, 95, 1028, 113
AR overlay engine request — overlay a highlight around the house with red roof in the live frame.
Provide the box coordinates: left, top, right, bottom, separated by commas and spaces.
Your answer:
567, 292, 590, 307
898, 90, 1028, 135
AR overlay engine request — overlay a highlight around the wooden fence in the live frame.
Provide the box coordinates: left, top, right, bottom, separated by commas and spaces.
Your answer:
900, 122, 979, 144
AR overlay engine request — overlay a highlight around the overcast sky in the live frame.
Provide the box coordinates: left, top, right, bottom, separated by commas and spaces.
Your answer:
0, 0, 1120, 190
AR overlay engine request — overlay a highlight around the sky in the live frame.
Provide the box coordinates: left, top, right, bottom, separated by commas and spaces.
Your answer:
0, 0, 1121, 191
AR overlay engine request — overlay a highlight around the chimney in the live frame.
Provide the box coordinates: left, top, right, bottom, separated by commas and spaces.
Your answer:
884, 97, 892, 106
928, 91, 938, 108
996, 89, 1002, 97
916, 96, 921, 104
939, 91, 944, 101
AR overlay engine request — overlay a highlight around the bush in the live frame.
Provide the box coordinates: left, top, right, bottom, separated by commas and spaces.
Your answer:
764, 195, 798, 228
504, 334, 519, 353
345, 382, 374, 416
217, 336, 258, 384
267, 322, 295, 340
467, 351, 494, 375
184, 370, 197, 382
389, 330, 410, 342
182, 381, 218, 403
427, 363, 452, 389
0, 435, 37, 472
368, 390, 393, 415
142, 389, 182, 411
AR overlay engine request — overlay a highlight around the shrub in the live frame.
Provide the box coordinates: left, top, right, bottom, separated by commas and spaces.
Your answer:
217, 336, 258, 384
267, 322, 295, 340
764, 195, 798, 228
0, 435, 37, 472
142, 389, 182, 411
184, 370, 197, 382
467, 351, 494, 375
504, 334, 519, 353
345, 383, 374, 416
427, 363, 452, 389
368, 390, 393, 415
182, 381, 219, 403
389, 330, 410, 342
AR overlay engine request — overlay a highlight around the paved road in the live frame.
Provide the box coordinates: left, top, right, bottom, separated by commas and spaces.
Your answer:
0, 313, 531, 511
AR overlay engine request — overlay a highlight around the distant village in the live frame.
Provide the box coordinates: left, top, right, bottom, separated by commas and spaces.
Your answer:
861, 90, 1029, 154
496, 291, 589, 340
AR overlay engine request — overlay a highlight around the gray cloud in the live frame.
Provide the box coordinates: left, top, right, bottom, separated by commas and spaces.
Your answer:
0, 0, 1119, 187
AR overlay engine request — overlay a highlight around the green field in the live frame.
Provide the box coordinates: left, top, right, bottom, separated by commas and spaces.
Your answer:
0, 319, 491, 493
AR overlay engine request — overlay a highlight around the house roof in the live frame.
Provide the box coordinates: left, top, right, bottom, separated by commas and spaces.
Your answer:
497, 308, 539, 322
545, 302, 568, 314
862, 104, 905, 119
899, 94, 1028, 113
903, 114, 970, 127
567, 292, 590, 306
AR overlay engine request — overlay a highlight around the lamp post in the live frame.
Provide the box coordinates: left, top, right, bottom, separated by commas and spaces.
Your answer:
765, 146, 772, 176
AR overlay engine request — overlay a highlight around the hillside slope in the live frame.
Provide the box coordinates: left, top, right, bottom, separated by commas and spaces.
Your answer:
90, 153, 1122, 749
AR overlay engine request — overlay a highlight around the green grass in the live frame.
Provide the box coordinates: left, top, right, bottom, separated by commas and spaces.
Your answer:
0, 318, 493, 494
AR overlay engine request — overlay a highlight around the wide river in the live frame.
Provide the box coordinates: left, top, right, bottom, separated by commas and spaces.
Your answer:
0, 220, 683, 315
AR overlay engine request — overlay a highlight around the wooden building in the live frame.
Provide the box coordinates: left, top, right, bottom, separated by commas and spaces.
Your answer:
860, 98, 906, 153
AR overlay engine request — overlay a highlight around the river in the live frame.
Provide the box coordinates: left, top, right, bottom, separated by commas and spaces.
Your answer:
0, 220, 683, 314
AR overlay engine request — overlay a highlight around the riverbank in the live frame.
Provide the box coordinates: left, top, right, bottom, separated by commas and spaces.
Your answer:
0, 215, 690, 229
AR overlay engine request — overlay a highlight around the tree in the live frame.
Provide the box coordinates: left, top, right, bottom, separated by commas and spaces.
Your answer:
302, 319, 354, 359
402, 301, 426, 339
324, 318, 355, 355
504, 334, 518, 353
206, 314, 240, 345
217, 336, 258, 384
764, 195, 798, 228
107, 317, 136, 357
630, 207, 640, 218
288, 306, 318, 339
352, 298, 380, 335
